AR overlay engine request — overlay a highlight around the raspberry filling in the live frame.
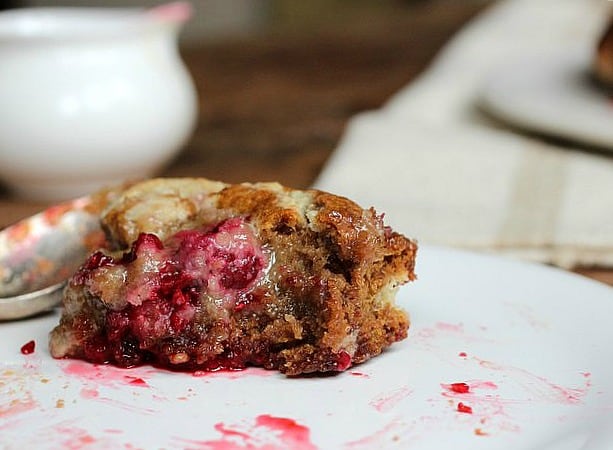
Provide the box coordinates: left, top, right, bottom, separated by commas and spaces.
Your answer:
72, 217, 269, 368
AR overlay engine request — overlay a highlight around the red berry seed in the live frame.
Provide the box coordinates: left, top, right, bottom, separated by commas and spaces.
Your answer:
457, 402, 473, 414
20, 340, 36, 355
450, 382, 470, 393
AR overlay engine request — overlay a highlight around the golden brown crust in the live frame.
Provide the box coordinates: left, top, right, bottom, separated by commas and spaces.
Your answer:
100, 178, 228, 248
216, 183, 310, 233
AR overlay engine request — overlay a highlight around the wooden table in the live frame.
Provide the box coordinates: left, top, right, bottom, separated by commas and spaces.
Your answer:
0, 1, 611, 286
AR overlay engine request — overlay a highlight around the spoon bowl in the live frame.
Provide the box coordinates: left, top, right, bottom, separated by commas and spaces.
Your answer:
0, 282, 66, 321
0, 196, 104, 320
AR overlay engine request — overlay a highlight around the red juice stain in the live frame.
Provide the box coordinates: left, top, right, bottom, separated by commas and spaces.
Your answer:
458, 352, 467, 357
179, 414, 317, 450
20, 340, 35, 355
61, 361, 101, 378
55, 426, 98, 450
0, 394, 38, 419
441, 380, 497, 398
350, 372, 369, 378
470, 380, 498, 390
457, 402, 473, 414
80, 388, 100, 399
449, 382, 470, 394
213, 422, 254, 442
126, 376, 148, 386
60, 361, 151, 387
256, 415, 315, 448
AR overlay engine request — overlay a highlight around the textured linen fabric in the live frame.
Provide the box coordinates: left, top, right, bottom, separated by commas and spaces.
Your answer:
314, 0, 613, 268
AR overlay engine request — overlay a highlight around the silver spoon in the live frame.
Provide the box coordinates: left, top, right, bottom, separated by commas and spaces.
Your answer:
0, 281, 66, 321
0, 197, 104, 321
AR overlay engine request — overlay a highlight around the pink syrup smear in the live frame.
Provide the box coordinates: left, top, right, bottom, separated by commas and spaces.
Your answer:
437, 360, 593, 436
476, 358, 592, 405
179, 414, 317, 450
435, 322, 464, 333
369, 386, 413, 413
80, 388, 100, 399
60, 361, 151, 388
52, 424, 137, 450
414, 322, 497, 347
54, 426, 97, 450
0, 394, 38, 420
349, 372, 370, 378
344, 419, 412, 449
59, 361, 160, 415
61, 354, 274, 392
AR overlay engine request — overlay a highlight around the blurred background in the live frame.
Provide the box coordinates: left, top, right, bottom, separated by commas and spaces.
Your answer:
0, 0, 489, 192
3, 1, 491, 44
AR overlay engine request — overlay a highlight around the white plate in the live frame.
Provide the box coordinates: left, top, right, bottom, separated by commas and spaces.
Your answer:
478, 48, 613, 151
1, 245, 613, 449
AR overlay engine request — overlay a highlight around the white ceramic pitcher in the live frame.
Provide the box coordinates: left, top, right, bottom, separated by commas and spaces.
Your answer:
0, 2, 197, 200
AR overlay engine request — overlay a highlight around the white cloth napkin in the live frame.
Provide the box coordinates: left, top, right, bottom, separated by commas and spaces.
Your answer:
314, 0, 613, 269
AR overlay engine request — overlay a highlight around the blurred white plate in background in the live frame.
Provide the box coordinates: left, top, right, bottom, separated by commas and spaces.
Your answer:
478, 48, 613, 151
